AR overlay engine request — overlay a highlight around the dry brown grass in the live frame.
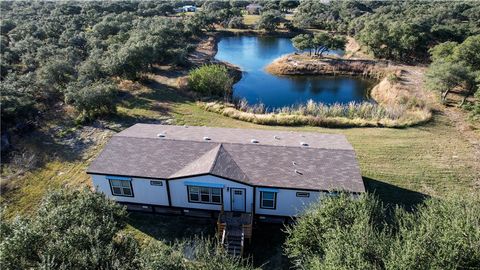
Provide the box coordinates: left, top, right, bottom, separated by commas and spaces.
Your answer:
201, 102, 431, 128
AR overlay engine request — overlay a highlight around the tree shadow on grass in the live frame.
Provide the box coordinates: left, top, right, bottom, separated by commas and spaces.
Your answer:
363, 177, 429, 211
246, 223, 291, 270
127, 212, 216, 244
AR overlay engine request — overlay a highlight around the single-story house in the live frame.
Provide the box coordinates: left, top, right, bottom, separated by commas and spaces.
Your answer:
87, 124, 364, 220
174, 5, 196, 13
246, 3, 262, 15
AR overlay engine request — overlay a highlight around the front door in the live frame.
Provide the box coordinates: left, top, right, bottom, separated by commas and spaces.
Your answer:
231, 188, 246, 212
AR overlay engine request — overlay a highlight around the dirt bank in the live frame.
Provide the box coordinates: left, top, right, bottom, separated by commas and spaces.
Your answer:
265, 54, 393, 79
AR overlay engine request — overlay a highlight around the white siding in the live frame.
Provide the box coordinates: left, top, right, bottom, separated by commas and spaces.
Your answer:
255, 188, 322, 217
168, 175, 254, 212
91, 173, 325, 217
91, 174, 169, 206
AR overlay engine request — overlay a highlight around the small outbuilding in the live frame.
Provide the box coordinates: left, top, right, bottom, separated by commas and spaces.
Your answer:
87, 124, 364, 220
246, 3, 262, 15
174, 5, 196, 13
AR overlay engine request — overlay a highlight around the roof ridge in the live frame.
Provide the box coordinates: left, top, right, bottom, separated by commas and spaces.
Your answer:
212, 145, 250, 182
208, 143, 223, 173
111, 136, 354, 152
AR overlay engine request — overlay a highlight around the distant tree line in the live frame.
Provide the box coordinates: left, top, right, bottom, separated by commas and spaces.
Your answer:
293, 0, 480, 62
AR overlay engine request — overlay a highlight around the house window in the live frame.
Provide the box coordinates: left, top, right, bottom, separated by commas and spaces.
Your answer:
260, 191, 276, 209
188, 186, 222, 204
296, 192, 310, 197
150, 180, 163, 186
109, 179, 133, 197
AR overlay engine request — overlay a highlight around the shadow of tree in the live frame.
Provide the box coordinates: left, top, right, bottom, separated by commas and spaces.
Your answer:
363, 177, 429, 210
246, 223, 291, 270
127, 212, 216, 244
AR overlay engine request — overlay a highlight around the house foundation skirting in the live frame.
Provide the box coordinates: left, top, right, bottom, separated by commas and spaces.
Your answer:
117, 201, 292, 223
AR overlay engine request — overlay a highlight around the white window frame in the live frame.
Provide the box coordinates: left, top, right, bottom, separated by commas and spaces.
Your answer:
260, 191, 276, 209
187, 186, 222, 205
109, 179, 133, 197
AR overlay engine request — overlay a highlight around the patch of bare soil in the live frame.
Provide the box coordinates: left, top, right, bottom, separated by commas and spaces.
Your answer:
344, 36, 373, 59
188, 36, 218, 66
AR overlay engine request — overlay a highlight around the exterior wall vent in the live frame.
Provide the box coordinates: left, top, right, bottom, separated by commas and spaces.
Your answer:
203, 136, 211, 141
251, 139, 259, 144
157, 133, 166, 138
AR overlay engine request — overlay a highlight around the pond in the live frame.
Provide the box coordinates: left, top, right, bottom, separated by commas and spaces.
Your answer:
215, 36, 373, 109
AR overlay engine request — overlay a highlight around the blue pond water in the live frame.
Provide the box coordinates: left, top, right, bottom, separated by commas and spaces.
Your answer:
215, 36, 373, 109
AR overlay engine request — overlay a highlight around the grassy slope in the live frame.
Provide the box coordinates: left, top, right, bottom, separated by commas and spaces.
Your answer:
2, 81, 478, 215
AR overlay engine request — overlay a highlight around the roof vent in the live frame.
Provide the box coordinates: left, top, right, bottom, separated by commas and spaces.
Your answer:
292, 161, 297, 166
203, 136, 211, 141
157, 133, 166, 138
251, 139, 259, 144
300, 142, 309, 146
274, 135, 280, 140
295, 169, 303, 175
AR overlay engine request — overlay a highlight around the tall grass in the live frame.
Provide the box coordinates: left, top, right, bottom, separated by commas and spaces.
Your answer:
234, 98, 406, 120
202, 99, 431, 128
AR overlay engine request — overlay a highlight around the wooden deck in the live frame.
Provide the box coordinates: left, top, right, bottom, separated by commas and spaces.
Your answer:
217, 211, 253, 257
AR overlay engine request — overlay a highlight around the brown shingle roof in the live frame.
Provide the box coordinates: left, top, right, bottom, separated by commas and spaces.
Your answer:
87, 124, 364, 192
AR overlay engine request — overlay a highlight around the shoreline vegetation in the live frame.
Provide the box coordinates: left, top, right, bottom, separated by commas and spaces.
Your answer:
197, 38, 432, 128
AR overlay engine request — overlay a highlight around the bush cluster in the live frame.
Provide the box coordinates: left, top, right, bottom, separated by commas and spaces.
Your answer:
188, 64, 233, 98
0, 189, 257, 270
285, 193, 480, 270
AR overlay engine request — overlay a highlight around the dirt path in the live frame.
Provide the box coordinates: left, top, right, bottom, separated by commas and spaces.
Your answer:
188, 36, 218, 66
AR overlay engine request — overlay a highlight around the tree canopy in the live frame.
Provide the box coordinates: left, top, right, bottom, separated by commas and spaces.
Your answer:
256, 10, 284, 32
292, 32, 346, 56
425, 35, 480, 106
293, 0, 480, 62
0, 1, 196, 128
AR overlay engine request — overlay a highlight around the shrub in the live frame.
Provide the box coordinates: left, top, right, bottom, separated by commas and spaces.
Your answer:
0, 189, 258, 270
0, 73, 37, 127
284, 194, 388, 269
65, 80, 118, 121
141, 238, 257, 270
285, 194, 480, 270
0, 189, 140, 270
188, 64, 233, 98
387, 196, 480, 270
